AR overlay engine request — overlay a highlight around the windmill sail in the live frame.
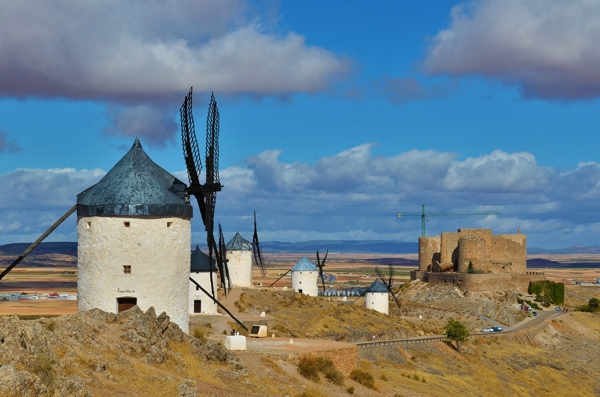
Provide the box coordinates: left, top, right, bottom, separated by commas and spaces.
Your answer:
252, 211, 266, 277
180, 88, 225, 297
375, 264, 401, 310
316, 249, 329, 292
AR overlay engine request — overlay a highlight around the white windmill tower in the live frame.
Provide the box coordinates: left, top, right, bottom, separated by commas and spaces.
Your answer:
365, 265, 402, 315
77, 138, 192, 332
189, 246, 218, 315
225, 232, 253, 287
291, 257, 319, 296
365, 279, 390, 314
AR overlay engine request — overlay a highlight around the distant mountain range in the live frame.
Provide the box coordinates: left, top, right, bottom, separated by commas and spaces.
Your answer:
259, 240, 418, 253
527, 245, 600, 254
2, 241, 600, 257
0, 242, 77, 256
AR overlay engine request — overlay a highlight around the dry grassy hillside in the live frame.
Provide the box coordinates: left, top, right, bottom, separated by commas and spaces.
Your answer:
1, 283, 599, 397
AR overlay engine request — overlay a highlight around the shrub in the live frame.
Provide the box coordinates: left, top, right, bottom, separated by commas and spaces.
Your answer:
346, 386, 354, 394
350, 368, 375, 389
193, 327, 207, 343
297, 356, 343, 385
296, 388, 327, 397
323, 365, 344, 385
528, 281, 564, 305
45, 320, 56, 332
32, 351, 54, 386
577, 298, 600, 313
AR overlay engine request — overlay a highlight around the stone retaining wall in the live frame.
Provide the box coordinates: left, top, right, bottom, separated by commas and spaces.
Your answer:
299, 346, 358, 376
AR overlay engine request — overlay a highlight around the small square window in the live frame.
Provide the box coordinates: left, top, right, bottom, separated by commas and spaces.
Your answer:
86, 222, 91, 229
123, 265, 131, 275
167, 221, 173, 228
124, 222, 130, 228
196, 285, 200, 291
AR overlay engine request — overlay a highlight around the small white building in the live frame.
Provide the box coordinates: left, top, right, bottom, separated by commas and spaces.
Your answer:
291, 257, 319, 296
225, 232, 253, 287
189, 246, 218, 315
77, 138, 192, 332
365, 279, 389, 315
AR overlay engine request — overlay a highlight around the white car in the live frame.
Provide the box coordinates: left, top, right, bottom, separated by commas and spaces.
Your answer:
481, 327, 494, 332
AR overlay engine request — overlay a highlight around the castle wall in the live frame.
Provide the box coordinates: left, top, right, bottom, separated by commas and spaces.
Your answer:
365, 292, 389, 315
291, 270, 319, 296
189, 271, 218, 315
457, 236, 486, 272
227, 250, 253, 287
427, 272, 545, 292
419, 236, 440, 271
490, 234, 527, 273
77, 216, 191, 333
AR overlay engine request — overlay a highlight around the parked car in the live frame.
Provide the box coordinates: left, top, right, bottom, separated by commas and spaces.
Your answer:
532, 311, 537, 316
492, 326, 503, 332
481, 328, 494, 332
555, 307, 562, 311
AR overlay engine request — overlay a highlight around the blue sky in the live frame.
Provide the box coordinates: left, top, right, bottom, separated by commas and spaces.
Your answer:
1, 0, 600, 249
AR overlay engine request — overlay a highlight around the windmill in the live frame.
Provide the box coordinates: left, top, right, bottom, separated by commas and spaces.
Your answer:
252, 211, 266, 277
316, 249, 329, 292
374, 264, 402, 310
180, 87, 230, 297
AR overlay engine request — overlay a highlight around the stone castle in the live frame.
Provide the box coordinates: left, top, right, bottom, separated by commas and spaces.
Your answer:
411, 228, 544, 292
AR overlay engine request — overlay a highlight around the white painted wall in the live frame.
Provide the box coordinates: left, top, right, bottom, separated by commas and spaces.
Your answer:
366, 292, 389, 315
227, 250, 252, 287
77, 216, 191, 332
189, 271, 218, 314
291, 271, 318, 296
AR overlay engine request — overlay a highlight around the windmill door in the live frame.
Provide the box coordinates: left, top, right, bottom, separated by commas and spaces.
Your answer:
194, 300, 201, 313
117, 297, 137, 312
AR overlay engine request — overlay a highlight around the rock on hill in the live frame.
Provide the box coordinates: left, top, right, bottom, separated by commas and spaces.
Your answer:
0, 307, 234, 396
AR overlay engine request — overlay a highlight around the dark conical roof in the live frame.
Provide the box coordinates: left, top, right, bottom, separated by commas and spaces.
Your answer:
190, 246, 215, 272
366, 279, 389, 293
77, 138, 193, 217
226, 232, 252, 251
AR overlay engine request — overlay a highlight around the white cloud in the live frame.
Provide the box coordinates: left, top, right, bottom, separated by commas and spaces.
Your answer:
444, 150, 550, 192
0, 1, 349, 145
0, 168, 105, 211
424, 0, 600, 99
3, 145, 600, 248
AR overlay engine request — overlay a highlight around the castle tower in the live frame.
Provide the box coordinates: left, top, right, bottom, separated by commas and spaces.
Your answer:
291, 257, 318, 296
419, 236, 441, 272
365, 279, 389, 315
458, 236, 486, 272
76, 138, 192, 332
189, 246, 218, 315
225, 232, 253, 287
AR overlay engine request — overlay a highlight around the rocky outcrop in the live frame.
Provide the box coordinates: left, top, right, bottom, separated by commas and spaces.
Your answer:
0, 306, 235, 395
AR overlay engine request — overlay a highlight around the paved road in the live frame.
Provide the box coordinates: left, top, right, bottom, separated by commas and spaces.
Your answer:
356, 309, 565, 349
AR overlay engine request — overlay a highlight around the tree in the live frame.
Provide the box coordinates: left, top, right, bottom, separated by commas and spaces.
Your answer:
589, 298, 600, 312
444, 318, 469, 353
467, 261, 475, 274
